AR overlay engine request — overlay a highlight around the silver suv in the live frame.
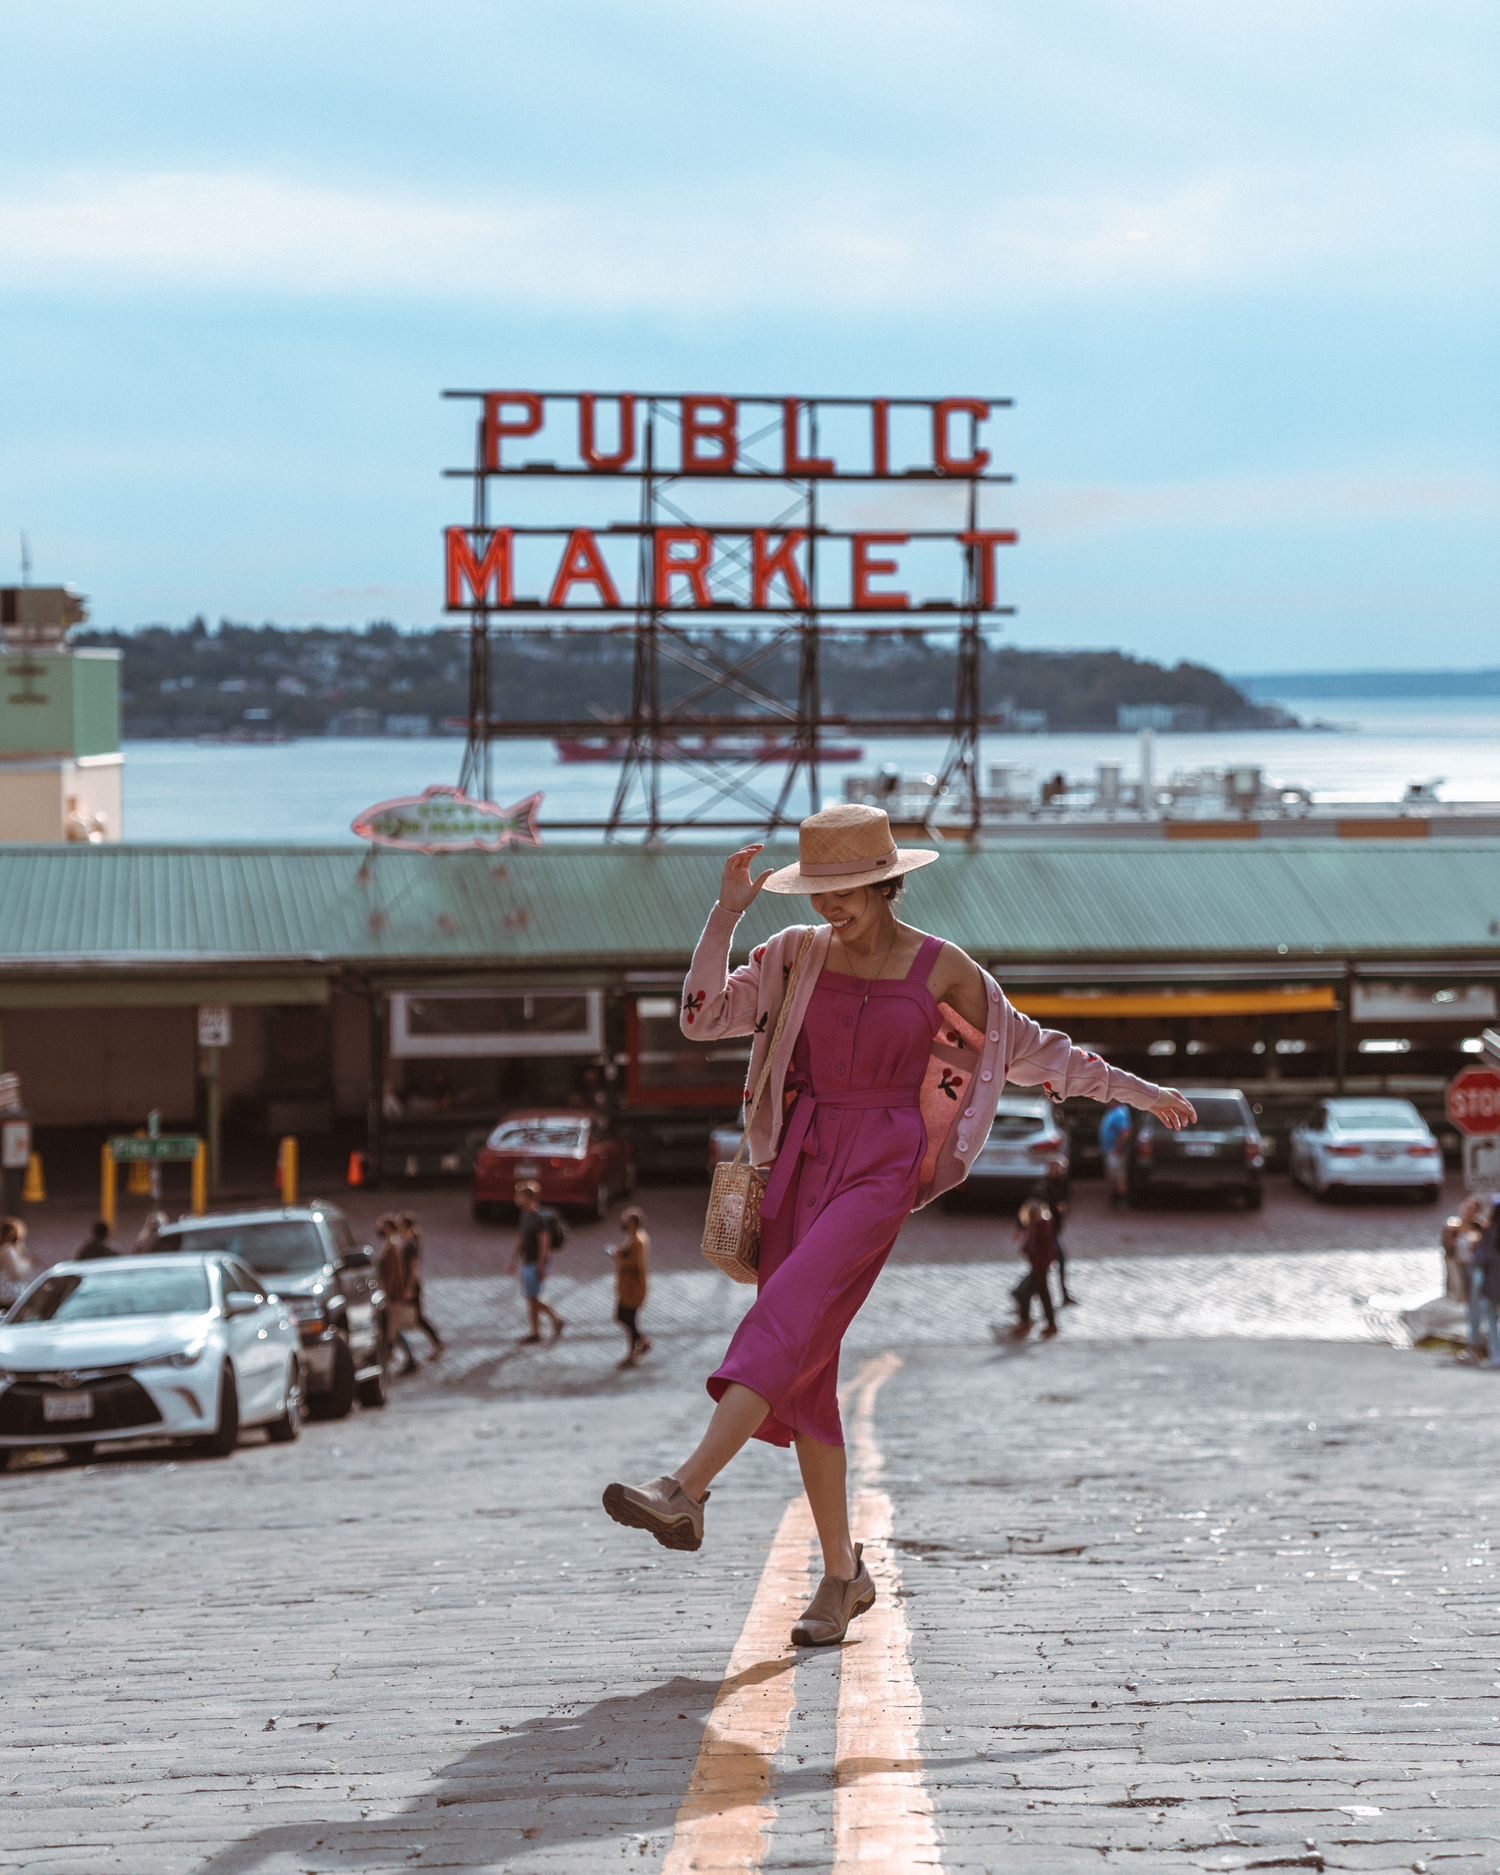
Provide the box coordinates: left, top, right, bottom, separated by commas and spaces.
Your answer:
156, 1204, 389, 1417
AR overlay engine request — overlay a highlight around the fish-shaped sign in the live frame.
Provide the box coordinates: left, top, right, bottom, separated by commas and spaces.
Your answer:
351, 786, 544, 854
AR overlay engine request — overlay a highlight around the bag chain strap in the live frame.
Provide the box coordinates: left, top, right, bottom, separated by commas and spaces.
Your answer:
731, 926, 817, 1172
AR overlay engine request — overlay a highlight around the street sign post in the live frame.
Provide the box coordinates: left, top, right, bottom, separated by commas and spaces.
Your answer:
1, 1117, 31, 1170
197, 1005, 231, 1048
1446, 1066, 1500, 1137
108, 1136, 200, 1162
1463, 1135, 1500, 1193
100, 1132, 206, 1229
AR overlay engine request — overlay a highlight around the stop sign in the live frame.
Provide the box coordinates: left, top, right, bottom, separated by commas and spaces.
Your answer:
1446, 1066, 1500, 1136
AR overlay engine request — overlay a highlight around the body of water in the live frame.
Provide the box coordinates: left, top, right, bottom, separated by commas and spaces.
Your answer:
118, 696, 1500, 843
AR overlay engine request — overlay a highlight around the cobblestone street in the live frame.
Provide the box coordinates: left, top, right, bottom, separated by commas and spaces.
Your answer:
6, 1175, 1497, 1874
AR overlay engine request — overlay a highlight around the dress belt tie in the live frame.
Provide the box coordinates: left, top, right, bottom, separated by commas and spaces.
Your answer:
760, 1085, 923, 1221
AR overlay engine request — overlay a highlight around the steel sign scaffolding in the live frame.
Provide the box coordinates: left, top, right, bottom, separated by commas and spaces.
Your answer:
441, 390, 1016, 841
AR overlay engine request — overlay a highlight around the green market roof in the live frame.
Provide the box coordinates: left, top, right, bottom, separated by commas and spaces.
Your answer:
0, 841, 1497, 990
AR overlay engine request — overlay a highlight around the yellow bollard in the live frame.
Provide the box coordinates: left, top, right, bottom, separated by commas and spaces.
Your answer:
127, 1128, 152, 1195
21, 1152, 45, 1203
191, 1140, 207, 1216
100, 1143, 117, 1231
277, 1135, 298, 1207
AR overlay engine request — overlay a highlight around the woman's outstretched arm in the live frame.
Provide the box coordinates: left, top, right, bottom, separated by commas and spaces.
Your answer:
680, 844, 777, 1040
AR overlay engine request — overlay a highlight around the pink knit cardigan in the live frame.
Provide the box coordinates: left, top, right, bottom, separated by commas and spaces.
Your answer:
682, 903, 1166, 1209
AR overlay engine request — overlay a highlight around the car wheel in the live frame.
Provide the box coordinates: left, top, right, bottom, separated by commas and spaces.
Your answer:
195, 1363, 240, 1459
1419, 1185, 1441, 1205
266, 1359, 302, 1444
623, 1162, 637, 1198
0, 1451, 10, 1472
63, 1442, 96, 1466
472, 1198, 498, 1224
1126, 1178, 1149, 1209
1244, 1184, 1264, 1211
356, 1340, 390, 1410
593, 1180, 612, 1222
308, 1337, 357, 1421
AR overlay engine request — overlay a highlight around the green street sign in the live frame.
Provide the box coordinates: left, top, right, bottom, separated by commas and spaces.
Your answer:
109, 1136, 200, 1163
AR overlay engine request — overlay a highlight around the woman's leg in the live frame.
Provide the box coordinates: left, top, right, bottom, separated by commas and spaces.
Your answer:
794, 1432, 858, 1579
672, 1381, 771, 1502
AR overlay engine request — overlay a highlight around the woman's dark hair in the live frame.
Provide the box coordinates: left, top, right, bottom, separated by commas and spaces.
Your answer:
876, 876, 906, 904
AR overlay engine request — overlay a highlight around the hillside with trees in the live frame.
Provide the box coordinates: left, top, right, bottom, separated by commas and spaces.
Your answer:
77, 620, 1292, 738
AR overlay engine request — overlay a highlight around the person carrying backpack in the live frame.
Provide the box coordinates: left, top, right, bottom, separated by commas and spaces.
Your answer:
509, 1181, 565, 1343
1009, 1188, 1059, 1339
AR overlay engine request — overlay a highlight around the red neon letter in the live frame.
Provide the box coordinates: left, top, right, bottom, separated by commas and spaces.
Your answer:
578, 394, 636, 472
680, 397, 738, 474
481, 393, 544, 470
752, 530, 811, 609
959, 529, 1018, 607
654, 528, 715, 607
871, 398, 890, 478
782, 400, 834, 478
547, 529, 622, 608
851, 534, 909, 610
933, 398, 991, 475
445, 527, 513, 608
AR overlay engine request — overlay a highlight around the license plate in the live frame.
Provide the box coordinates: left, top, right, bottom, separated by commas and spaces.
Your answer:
43, 1391, 93, 1422
1376, 1147, 1396, 1161
1182, 1141, 1216, 1157
515, 1162, 539, 1177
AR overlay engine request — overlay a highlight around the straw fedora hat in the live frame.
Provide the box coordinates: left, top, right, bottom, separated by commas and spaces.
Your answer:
762, 804, 940, 895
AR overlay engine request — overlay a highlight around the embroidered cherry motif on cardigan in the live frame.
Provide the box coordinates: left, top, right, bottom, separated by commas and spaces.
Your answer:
938, 1068, 963, 1101
683, 989, 706, 1025
753, 1011, 769, 1034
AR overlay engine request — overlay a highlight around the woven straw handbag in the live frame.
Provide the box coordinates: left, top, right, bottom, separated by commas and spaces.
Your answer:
700, 928, 817, 1284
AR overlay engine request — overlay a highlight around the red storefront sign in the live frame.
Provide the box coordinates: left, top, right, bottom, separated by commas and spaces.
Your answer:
1446, 1066, 1500, 1136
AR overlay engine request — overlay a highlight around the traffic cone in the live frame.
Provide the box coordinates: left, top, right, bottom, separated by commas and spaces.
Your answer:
21, 1152, 45, 1202
346, 1149, 365, 1187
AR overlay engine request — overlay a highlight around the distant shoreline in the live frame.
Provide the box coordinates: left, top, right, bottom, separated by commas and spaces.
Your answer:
1236, 670, 1500, 700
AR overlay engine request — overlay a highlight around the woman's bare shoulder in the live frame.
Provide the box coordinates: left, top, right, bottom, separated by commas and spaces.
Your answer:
924, 936, 988, 1027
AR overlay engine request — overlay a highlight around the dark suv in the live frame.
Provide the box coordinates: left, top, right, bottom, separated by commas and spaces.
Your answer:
1127, 1087, 1264, 1209
156, 1204, 389, 1417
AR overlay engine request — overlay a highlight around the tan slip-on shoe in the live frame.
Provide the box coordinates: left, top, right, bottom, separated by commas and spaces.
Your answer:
602, 1475, 707, 1553
791, 1542, 877, 1646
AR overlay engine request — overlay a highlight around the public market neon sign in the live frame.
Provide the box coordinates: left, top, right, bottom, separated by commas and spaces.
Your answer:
442, 391, 1014, 617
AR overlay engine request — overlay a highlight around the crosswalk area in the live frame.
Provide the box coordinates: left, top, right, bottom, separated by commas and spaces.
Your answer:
422, 1245, 1442, 1392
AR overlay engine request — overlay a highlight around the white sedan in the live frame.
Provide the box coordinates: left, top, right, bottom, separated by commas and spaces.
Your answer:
1289, 1097, 1445, 1203
0, 1253, 302, 1468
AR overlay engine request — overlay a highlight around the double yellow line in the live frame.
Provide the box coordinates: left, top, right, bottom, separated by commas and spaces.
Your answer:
662, 1353, 939, 1873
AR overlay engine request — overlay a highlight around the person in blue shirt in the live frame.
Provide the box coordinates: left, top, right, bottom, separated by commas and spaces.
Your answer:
1098, 1102, 1132, 1210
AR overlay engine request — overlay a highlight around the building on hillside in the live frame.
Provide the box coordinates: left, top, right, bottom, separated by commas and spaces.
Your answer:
0, 587, 122, 842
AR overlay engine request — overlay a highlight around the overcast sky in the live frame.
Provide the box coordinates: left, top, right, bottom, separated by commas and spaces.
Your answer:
2, 0, 1495, 671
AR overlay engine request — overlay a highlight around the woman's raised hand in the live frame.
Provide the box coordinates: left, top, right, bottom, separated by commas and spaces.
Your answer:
1150, 1089, 1198, 1131
719, 843, 774, 914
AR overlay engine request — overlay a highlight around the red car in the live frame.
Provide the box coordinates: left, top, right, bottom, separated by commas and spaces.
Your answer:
471, 1110, 636, 1224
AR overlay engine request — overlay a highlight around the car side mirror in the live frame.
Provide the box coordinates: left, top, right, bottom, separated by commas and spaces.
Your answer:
337, 1250, 372, 1271
225, 1291, 262, 1316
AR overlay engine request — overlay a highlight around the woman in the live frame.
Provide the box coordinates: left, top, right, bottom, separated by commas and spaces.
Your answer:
397, 1212, 444, 1356
1010, 1189, 1060, 1339
603, 804, 1193, 1646
608, 1206, 652, 1367
376, 1214, 419, 1375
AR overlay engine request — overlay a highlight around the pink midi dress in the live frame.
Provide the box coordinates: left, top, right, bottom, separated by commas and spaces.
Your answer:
706, 933, 945, 1449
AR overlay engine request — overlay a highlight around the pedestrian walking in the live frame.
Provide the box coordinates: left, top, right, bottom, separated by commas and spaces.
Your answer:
0, 1217, 34, 1311
74, 1219, 118, 1260
132, 1209, 169, 1255
1469, 1197, 1500, 1368
509, 1182, 565, 1343
1009, 1190, 1060, 1338
1099, 1101, 1131, 1208
602, 804, 1193, 1647
397, 1213, 444, 1355
1052, 1193, 1078, 1307
608, 1206, 651, 1367
376, 1214, 418, 1375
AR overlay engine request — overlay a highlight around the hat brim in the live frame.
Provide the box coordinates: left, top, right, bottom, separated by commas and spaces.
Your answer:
762, 847, 940, 895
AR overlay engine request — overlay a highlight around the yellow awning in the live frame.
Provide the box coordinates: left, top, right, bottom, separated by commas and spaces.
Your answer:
1009, 987, 1339, 1019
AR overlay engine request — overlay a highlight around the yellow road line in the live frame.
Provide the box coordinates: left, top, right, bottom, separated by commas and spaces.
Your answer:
660, 1491, 817, 1873
834, 1353, 941, 1872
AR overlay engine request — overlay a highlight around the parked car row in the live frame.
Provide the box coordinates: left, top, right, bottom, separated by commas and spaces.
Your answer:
710, 1088, 1446, 1214
0, 1201, 394, 1471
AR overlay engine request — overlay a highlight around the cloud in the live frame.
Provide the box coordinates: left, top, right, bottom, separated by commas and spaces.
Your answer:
1, 139, 1494, 311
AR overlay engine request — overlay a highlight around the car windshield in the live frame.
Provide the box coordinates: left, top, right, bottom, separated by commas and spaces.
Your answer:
1332, 1103, 1424, 1131
989, 1113, 1047, 1140
1179, 1097, 1247, 1131
157, 1221, 327, 1274
12, 1268, 211, 1323
489, 1120, 588, 1152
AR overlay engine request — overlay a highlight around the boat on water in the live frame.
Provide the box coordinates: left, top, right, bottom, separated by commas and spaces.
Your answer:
555, 734, 865, 764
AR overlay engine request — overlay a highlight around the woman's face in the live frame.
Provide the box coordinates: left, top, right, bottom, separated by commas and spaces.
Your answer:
810, 884, 886, 940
